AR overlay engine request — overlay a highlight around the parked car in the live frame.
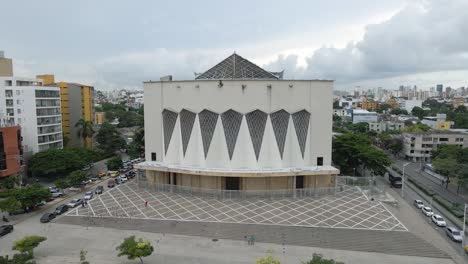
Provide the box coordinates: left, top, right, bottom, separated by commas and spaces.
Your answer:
120, 175, 128, 183
0, 225, 13, 236
84, 191, 93, 200
40, 213, 56, 223
67, 199, 82, 208
414, 200, 424, 209
431, 214, 447, 227
446, 227, 463, 242
107, 171, 119, 177
89, 175, 99, 181
48, 186, 59, 193
107, 179, 115, 188
422, 206, 434, 217
115, 177, 122, 185
54, 204, 69, 215
95, 186, 104, 194
391, 180, 402, 188
51, 191, 64, 198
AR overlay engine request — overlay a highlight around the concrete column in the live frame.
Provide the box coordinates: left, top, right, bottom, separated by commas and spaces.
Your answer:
293, 176, 297, 198
170, 173, 174, 193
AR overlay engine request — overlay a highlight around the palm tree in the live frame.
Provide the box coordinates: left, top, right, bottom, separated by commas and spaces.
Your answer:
75, 119, 95, 149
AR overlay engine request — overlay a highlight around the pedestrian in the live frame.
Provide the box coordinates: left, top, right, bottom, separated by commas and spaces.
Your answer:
144, 200, 148, 207
248, 235, 255, 245
81, 201, 85, 207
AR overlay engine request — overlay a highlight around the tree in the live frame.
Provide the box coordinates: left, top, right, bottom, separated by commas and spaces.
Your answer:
377, 103, 391, 113
455, 164, 468, 194
12, 236, 46, 257
116, 236, 154, 264
332, 133, 392, 176
54, 179, 70, 192
80, 250, 90, 264
29, 148, 88, 179
454, 105, 467, 113
106, 156, 123, 170
0, 175, 19, 190
411, 106, 426, 119
0, 197, 22, 214
346, 122, 368, 134
67, 171, 88, 187
128, 128, 145, 159
302, 254, 344, 264
433, 158, 458, 189
75, 119, 95, 148
96, 123, 126, 154
390, 108, 408, 115
256, 250, 280, 264
404, 123, 430, 132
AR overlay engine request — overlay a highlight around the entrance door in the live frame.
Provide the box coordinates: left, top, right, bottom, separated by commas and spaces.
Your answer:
225, 177, 240, 190
296, 176, 304, 189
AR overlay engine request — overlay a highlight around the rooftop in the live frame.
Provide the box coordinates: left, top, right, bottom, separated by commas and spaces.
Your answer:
194, 53, 283, 80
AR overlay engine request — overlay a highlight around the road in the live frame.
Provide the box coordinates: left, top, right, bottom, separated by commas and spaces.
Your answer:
393, 160, 468, 206
379, 173, 468, 262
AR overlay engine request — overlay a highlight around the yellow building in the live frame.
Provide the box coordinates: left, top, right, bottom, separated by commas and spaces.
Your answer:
0, 51, 13, 77
361, 98, 378, 111
36, 75, 94, 149
387, 98, 398, 109
95, 112, 106, 125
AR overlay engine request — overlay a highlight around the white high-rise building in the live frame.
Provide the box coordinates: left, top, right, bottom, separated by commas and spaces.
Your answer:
0, 77, 63, 156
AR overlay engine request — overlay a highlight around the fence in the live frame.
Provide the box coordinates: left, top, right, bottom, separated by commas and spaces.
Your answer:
136, 175, 386, 200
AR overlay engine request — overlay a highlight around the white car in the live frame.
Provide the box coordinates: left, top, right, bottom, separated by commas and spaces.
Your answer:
446, 227, 463, 242
120, 175, 128, 182
67, 199, 82, 208
83, 191, 93, 201
414, 200, 424, 209
431, 214, 447, 227
422, 206, 434, 216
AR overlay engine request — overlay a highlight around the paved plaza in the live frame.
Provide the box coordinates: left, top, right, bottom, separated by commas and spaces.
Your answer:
65, 182, 406, 231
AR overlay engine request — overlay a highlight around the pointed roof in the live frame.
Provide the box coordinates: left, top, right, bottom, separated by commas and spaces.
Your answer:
195, 53, 283, 80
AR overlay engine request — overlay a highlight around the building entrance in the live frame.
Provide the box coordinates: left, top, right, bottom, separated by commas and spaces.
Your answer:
296, 176, 304, 189
225, 177, 240, 190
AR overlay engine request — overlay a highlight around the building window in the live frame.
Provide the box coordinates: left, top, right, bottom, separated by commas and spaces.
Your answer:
5, 90, 12, 97
317, 157, 323, 166
410, 150, 414, 153
16, 90, 20, 95
151, 152, 156, 161
439, 138, 448, 142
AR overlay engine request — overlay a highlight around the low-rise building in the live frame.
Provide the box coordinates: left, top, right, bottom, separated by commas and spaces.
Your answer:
421, 114, 453, 130
352, 109, 378, 124
0, 125, 23, 179
397, 98, 422, 112
361, 98, 378, 111
403, 131, 468, 161
368, 121, 405, 133
94, 112, 105, 125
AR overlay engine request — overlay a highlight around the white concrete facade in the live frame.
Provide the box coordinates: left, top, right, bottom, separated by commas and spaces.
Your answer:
0, 77, 63, 155
144, 80, 334, 170
352, 109, 378, 124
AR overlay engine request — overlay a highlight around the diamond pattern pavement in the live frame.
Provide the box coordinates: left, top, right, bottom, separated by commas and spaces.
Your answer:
66, 182, 407, 231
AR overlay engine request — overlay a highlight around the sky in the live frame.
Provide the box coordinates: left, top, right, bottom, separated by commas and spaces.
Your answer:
1, 0, 467, 91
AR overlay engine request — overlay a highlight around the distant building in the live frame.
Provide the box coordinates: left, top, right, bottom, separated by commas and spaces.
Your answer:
361, 98, 378, 111
37, 75, 95, 149
368, 121, 405, 133
397, 98, 422, 113
403, 131, 468, 161
386, 98, 398, 109
436, 84, 443, 94
333, 108, 350, 117
451, 97, 465, 108
0, 125, 24, 179
352, 109, 378, 124
421, 114, 453, 130
0, 51, 13, 77
94, 112, 105, 125
0, 76, 63, 155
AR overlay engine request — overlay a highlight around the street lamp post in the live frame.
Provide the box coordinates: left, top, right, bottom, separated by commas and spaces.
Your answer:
463, 204, 467, 251
402, 162, 411, 198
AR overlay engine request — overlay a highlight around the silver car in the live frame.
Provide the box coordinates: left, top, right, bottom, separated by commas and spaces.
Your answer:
414, 199, 424, 209
446, 227, 463, 242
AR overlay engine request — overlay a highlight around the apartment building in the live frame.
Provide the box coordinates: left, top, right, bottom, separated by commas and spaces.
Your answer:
352, 109, 378, 124
403, 131, 468, 161
37, 75, 94, 149
0, 77, 63, 156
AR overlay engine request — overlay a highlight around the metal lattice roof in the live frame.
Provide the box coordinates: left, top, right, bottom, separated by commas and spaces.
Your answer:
195, 53, 283, 80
